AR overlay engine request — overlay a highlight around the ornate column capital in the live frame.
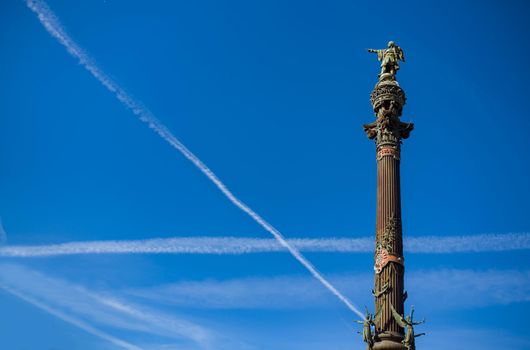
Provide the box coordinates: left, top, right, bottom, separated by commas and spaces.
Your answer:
363, 77, 414, 151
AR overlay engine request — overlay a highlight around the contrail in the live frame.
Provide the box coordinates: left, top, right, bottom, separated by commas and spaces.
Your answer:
0, 237, 371, 257
0, 285, 143, 350
1, 232, 528, 257
404, 232, 530, 253
25, 0, 364, 318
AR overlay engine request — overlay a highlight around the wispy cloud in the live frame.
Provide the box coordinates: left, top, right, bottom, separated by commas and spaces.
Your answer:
124, 269, 530, 310
126, 274, 344, 310
26, 0, 362, 317
1, 232, 528, 257
0, 263, 216, 349
1, 285, 143, 350
418, 328, 530, 350
408, 268, 530, 308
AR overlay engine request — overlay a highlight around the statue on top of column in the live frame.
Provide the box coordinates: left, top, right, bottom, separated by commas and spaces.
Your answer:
368, 41, 405, 78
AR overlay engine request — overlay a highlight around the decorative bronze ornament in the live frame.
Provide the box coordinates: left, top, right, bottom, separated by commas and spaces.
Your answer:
377, 147, 400, 161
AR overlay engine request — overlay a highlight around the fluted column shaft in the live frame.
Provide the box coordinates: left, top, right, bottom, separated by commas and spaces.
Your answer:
374, 146, 404, 335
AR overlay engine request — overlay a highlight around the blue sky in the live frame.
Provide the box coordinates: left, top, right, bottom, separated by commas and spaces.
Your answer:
1, 0, 530, 349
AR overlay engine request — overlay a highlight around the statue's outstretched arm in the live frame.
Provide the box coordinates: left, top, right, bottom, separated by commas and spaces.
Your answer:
413, 319, 426, 325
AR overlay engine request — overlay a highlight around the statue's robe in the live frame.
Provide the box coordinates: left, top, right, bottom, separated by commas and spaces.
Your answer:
377, 48, 400, 72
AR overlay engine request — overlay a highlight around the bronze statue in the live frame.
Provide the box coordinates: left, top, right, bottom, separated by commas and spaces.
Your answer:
390, 304, 425, 350
355, 306, 383, 349
368, 41, 405, 78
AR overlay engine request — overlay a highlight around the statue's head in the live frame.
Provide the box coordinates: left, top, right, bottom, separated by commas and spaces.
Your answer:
388, 41, 395, 48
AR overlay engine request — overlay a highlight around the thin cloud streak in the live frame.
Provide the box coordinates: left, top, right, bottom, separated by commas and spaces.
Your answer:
1, 232, 528, 257
0, 285, 143, 350
125, 268, 530, 310
0, 263, 215, 348
26, 0, 363, 318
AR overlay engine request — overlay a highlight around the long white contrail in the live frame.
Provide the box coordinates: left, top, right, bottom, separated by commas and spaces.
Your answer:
0, 285, 143, 350
404, 232, 530, 253
1, 232, 528, 257
0, 237, 370, 257
25, 0, 364, 318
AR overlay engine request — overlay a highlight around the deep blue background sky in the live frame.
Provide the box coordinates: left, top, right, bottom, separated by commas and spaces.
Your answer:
1, 0, 529, 349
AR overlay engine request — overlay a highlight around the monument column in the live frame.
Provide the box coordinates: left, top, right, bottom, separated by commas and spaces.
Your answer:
363, 41, 414, 350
